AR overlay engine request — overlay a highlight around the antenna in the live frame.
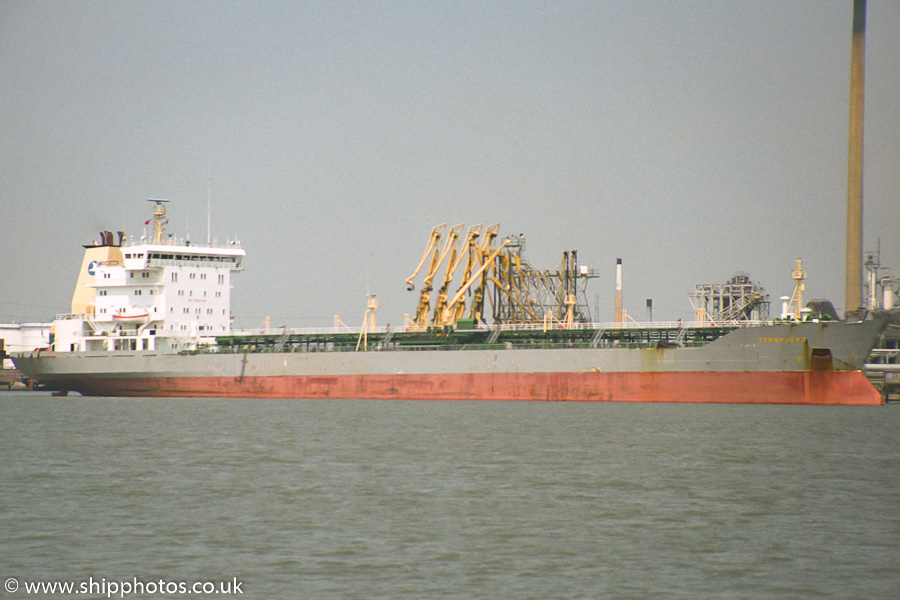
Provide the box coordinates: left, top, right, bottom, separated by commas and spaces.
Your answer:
206, 165, 212, 245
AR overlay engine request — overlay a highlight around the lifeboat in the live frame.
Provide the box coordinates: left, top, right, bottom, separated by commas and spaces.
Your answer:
112, 309, 150, 324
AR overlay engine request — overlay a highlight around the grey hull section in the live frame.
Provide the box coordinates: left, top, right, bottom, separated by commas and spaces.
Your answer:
13, 321, 884, 384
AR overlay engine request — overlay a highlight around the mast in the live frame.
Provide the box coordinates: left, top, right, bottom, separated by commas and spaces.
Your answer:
147, 198, 170, 244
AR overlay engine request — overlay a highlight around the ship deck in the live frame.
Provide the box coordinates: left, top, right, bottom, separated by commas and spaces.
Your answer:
212, 320, 765, 354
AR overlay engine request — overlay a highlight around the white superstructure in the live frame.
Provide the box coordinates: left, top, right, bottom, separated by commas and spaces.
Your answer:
52, 200, 244, 354
0, 323, 51, 368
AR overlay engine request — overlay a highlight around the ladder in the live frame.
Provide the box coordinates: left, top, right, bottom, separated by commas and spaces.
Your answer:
273, 330, 290, 353
589, 328, 606, 348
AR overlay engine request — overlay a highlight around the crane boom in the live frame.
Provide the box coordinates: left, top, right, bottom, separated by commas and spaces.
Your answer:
432, 224, 479, 325
405, 224, 446, 291
441, 239, 511, 325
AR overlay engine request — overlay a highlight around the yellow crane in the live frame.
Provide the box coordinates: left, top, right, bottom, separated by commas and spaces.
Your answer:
406, 224, 596, 328
406, 224, 468, 329
465, 224, 500, 324
487, 249, 540, 324
432, 224, 481, 326
405, 224, 446, 291
404, 224, 445, 329
563, 250, 577, 327
441, 238, 512, 326
447, 225, 490, 324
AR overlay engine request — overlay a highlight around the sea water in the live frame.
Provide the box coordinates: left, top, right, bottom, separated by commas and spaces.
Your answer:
1, 392, 897, 599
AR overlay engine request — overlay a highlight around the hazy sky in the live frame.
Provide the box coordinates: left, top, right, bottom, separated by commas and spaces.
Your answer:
2, 1, 898, 328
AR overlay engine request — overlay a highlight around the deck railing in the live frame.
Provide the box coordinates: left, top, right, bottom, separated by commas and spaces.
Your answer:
227, 319, 771, 338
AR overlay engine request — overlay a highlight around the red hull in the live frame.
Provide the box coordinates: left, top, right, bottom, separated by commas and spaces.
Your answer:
65, 370, 883, 404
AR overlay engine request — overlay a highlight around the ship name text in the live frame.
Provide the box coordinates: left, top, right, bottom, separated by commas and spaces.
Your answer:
757, 337, 806, 343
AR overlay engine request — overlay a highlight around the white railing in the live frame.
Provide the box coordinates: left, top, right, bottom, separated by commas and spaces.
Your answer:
120, 236, 242, 250
50, 314, 784, 340
146, 257, 242, 270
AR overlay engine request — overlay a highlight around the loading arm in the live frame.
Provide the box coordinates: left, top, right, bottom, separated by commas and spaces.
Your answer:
432, 224, 481, 325
405, 224, 446, 291
409, 224, 466, 328
441, 239, 511, 326
464, 224, 500, 323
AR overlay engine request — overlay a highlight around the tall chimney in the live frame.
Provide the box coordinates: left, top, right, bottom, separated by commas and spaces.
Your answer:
615, 258, 623, 325
845, 0, 866, 316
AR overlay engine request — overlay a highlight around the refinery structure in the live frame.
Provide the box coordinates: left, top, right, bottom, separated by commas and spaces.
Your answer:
689, 274, 770, 324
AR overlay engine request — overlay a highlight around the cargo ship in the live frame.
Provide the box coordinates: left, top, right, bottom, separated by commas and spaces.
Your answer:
12, 201, 886, 404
